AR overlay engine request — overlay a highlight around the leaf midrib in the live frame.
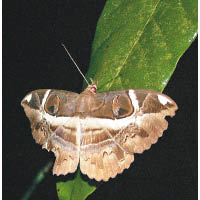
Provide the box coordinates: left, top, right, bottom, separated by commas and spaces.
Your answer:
107, 0, 161, 90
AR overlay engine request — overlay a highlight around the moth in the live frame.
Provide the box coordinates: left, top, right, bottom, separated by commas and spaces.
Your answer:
21, 46, 178, 181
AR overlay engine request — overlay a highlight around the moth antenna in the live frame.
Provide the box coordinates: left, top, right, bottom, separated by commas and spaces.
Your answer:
61, 43, 89, 86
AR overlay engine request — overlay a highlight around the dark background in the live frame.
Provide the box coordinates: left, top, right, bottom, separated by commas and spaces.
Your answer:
3, 1, 197, 200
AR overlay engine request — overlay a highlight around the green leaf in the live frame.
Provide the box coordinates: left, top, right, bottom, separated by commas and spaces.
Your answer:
85, 0, 197, 92
58, 0, 197, 199
56, 170, 96, 200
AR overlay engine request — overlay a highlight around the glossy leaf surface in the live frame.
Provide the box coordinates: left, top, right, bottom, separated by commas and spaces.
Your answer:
85, 0, 197, 92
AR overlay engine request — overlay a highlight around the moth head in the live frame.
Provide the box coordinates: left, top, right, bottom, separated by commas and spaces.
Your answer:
85, 84, 97, 94
84, 78, 97, 94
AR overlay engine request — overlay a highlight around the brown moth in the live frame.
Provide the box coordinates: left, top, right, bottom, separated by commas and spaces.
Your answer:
21, 83, 178, 181
21, 45, 178, 181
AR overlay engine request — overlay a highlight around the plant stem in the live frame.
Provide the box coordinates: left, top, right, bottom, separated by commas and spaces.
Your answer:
21, 161, 53, 200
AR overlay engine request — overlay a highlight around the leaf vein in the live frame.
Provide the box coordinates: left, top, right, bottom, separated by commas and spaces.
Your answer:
108, 0, 161, 90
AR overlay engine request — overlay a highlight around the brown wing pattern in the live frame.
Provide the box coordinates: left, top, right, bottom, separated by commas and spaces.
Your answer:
80, 90, 178, 181
21, 88, 178, 181
80, 127, 134, 181
49, 122, 80, 175
21, 89, 80, 175
119, 90, 178, 154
